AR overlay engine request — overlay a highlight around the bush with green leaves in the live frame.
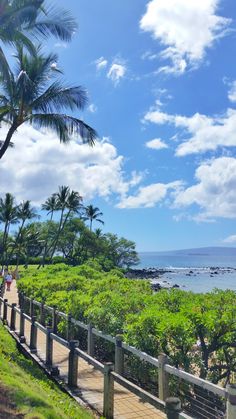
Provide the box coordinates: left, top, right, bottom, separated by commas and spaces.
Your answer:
18, 263, 236, 385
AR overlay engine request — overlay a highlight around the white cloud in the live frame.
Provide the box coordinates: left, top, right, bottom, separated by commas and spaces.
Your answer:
117, 181, 182, 209
95, 57, 108, 70
140, 0, 231, 74
87, 103, 97, 113
146, 138, 168, 150
107, 62, 127, 85
174, 157, 236, 219
223, 235, 236, 243
0, 125, 141, 206
144, 106, 236, 156
54, 42, 67, 49
228, 81, 236, 103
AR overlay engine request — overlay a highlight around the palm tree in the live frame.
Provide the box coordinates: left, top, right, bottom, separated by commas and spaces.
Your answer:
40, 193, 57, 266
8, 200, 37, 261
0, 47, 97, 159
49, 186, 83, 262
0, 193, 19, 266
94, 228, 104, 238
84, 205, 104, 231
42, 194, 57, 221
0, 0, 77, 76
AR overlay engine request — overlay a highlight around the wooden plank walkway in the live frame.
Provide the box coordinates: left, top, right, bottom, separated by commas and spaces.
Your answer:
4, 280, 166, 419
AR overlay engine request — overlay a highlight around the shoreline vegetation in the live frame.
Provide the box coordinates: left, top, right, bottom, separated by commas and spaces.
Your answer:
17, 262, 236, 387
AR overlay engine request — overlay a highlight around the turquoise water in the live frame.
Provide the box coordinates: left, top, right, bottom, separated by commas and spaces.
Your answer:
138, 250, 236, 293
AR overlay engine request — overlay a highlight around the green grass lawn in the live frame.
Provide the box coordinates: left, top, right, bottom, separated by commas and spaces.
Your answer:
0, 323, 94, 418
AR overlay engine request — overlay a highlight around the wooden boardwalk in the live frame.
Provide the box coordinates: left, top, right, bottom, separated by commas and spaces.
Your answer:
5, 280, 166, 419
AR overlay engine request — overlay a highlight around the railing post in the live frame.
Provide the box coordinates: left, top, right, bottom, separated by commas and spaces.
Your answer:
227, 384, 236, 419
158, 353, 169, 401
40, 302, 45, 325
29, 298, 34, 318
66, 313, 72, 341
18, 291, 22, 307
103, 362, 114, 419
115, 334, 124, 375
68, 340, 79, 387
30, 316, 37, 353
19, 308, 25, 343
3, 299, 8, 323
87, 323, 94, 356
45, 326, 53, 368
10, 303, 17, 331
52, 307, 57, 333
19, 292, 25, 311
166, 397, 182, 419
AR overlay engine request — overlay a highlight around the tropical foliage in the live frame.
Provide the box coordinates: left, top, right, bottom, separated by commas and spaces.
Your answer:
0, 189, 139, 269
17, 263, 236, 386
0, 1, 96, 159
0, 47, 97, 159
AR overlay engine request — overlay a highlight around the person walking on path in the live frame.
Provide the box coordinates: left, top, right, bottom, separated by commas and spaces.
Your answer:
5, 272, 13, 291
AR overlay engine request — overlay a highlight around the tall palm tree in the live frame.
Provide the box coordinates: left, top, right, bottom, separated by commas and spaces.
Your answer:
8, 200, 37, 260
40, 193, 57, 266
42, 193, 57, 221
49, 187, 83, 262
0, 193, 18, 266
84, 205, 104, 231
0, 0, 77, 76
0, 47, 97, 159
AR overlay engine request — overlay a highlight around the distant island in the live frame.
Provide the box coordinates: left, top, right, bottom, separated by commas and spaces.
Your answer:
139, 246, 236, 257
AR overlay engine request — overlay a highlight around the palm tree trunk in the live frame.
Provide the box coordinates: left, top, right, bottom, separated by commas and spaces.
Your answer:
49, 208, 65, 263
90, 218, 92, 231
4, 223, 11, 268
41, 212, 54, 267
0, 121, 18, 160
1, 222, 8, 269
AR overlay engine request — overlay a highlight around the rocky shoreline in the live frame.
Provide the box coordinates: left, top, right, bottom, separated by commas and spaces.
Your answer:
126, 266, 236, 291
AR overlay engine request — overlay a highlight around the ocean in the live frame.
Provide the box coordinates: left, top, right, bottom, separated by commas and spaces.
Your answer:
138, 248, 236, 293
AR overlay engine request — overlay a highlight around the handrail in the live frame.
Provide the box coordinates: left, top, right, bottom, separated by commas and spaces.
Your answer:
35, 321, 47, 333
75, 347, 104, 372
165, 364, 227, 398
2, 292, 234, 419
122, 342, 159, 367
51, 332, 69, 348
17, 292, 228, 403
71, 317, 88, 330
92, 328, 115, 343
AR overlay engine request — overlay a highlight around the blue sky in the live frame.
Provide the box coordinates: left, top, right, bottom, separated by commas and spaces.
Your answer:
1, 0, 236, 251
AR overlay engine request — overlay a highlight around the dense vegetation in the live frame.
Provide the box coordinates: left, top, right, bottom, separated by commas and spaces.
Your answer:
0, 323, 93, 418
0, 189, 139, 269
18, 263, 236, 386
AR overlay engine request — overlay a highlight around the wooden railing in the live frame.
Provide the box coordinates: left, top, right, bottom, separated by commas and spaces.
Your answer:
0, 286, 235, 419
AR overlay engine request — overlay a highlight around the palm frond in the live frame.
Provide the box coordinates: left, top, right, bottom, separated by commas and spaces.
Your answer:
0, 46, 13, 90
29, 113, 97, 145
31, 82, 88, 113
31, 6, 78, 42
13, 32, 37, 55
